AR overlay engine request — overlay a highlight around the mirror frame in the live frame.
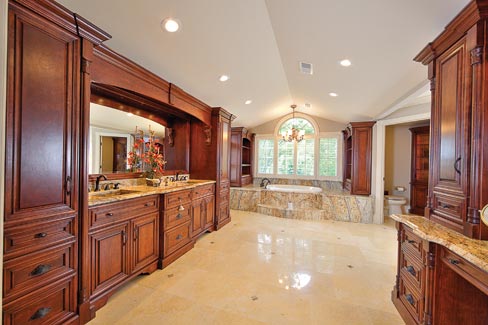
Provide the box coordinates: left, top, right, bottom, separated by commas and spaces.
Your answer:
89, 82, 190, 180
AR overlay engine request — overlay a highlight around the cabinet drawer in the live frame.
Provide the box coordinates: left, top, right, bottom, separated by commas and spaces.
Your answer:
3, 276, 76, 325
399, 250, 425, 293
164, 190, 192, 209
432, 192, 465, 225
440, 247, 488, 295
400, 225, 423, 261
3, 242, 75, 303
399, 276, 424, 324
164, 203, 191, 230
4, 218, 74, 259
89, 195, 158, 230
193, 184, 215, 200
164, 221, 191, 257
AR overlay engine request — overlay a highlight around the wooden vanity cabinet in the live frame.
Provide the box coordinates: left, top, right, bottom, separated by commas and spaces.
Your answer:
87, 196, 159, 315
159, 190, 194, 268
191, 184, 216, 238
342, 122, 375, 195
392, 223, 488, 325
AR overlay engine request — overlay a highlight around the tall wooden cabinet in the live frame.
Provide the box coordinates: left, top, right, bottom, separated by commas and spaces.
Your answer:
230, 127, 253, 187
409, 126, 430, 215
414, 0, 488, 240
342, 122, 375, 196
3, 2, 81, 323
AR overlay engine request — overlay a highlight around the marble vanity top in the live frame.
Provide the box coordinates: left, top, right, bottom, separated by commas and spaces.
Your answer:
391, 214, 488, 273
88, 180, 216, 207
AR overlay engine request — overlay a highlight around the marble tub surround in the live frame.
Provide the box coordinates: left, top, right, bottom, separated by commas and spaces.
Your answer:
88, 180, 216, 207
230, 186, 374, 223
86, 210, 403, 324
391, 214, 488, 272
253, 177, 345, 194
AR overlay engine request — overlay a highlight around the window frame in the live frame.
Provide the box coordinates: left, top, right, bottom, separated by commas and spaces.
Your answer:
254, 113, 342, 181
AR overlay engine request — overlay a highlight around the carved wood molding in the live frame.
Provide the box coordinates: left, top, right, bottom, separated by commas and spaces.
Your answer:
166, 128, 174, 147
204, 126, 212, 146
471, 46, 483, 65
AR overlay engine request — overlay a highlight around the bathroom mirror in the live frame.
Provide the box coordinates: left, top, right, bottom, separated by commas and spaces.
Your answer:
89, 102, 165, 175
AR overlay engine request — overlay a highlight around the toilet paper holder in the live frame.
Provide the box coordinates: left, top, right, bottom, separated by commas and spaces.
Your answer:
395, 186, 406, 192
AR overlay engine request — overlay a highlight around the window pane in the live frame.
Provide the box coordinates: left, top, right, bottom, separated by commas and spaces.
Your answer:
297, 139, 314, 176
319, 138, 338, 177
257, 139, 274, 174
277, 140, 294, 175
278, 118, 314, 135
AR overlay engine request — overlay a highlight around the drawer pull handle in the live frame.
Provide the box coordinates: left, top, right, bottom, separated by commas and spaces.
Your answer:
407, 240, 416, 244
122, 230, 127, 244
176, 213, 183, 220
31, 264, 52, 277
454, 157, 461, 174
35, 232, 47, 238
440, 203, 453, 209
144, 203, 151, 207
30, 307, 51, 320
448, 258, 460, 265
405, 294, 415, 306
106, 212, 114, 217
176, 234, 183, 240
406, 265, 416, 276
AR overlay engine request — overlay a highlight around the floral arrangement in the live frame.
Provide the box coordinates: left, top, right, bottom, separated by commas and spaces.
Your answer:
127, 126, 166, 179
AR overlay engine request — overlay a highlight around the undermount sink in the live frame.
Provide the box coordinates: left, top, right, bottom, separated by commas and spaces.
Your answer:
89, 189, 141, 197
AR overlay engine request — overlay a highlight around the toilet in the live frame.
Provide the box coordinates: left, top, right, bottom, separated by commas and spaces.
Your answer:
384, 195, 407, 216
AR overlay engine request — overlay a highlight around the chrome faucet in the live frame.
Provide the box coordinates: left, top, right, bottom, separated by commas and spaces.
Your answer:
260, 178, 271, 189
94, 174, 107, 192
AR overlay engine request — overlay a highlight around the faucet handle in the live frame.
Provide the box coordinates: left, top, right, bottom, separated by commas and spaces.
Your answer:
113, 183, 121, 189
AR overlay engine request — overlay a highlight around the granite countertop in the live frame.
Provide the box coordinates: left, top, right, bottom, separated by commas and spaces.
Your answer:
391, 214, 488, 273
88, 180, 216, 207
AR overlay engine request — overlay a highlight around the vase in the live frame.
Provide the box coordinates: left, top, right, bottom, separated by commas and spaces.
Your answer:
145, 178, 161, 187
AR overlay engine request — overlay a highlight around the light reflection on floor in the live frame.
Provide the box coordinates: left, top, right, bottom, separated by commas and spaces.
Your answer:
88, 210, 405, 324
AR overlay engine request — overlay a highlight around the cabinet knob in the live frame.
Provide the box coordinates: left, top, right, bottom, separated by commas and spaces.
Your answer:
406, 265, 416, 277
448, 258, 460, 266
405, 294, 415, 306
34, 232, 47, 238
407, 240, 416, 244
106, 212, 114, 217
30, 264, 52, 277
176, 213, 183, 220
30, 307, 51, 320
176, 234, 183, 240
144, 203, 151, 207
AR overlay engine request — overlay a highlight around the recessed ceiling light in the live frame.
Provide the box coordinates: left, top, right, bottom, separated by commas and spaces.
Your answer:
329, 92, 338, 97
339, 59, 352, 67
161, 18, 181, 32
127, 113, 134, 117
245, 100, 252, 105
219, 75, 229, 82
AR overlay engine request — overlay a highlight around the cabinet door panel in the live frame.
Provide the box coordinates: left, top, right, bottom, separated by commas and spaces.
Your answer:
132, 213, 158, 272
191, 198, 203, 238
5, 8, 80, 223
204, 195, 215, 229
89, 223, 129, 297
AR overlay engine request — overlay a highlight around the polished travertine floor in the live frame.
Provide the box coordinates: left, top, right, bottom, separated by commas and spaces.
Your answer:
88, 211, 404, 324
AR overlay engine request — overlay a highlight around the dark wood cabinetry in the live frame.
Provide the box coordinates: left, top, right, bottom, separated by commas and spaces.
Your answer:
414, 0, 488, 240
230, 127, 253, 187
409, 126, 430, 215
87, 196, 159, 317
191, 184, 215, 238
342, 122, 375, 195
392, 222, 488, 325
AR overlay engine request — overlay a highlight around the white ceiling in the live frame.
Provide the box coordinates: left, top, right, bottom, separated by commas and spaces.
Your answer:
59, 0, 469, 128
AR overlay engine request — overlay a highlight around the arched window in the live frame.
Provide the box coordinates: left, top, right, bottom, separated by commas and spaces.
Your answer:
255, 113, 341, 179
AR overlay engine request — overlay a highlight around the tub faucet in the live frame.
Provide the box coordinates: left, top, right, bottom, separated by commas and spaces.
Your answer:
260, 178, 271, 189
94, 174, 107, 192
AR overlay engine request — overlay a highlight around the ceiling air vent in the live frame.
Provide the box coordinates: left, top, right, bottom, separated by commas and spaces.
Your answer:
299, 62, 313, 75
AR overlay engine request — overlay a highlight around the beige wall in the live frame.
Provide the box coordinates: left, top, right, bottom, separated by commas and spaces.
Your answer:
384, 122, 429, 208
249, 112, 345, 134
1, 0, 8, 318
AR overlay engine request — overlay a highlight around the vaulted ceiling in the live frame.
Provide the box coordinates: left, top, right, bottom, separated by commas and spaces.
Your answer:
58, 0, 469, 127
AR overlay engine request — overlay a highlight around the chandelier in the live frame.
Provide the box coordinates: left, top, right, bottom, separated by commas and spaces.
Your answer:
281, 104, 305, 142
